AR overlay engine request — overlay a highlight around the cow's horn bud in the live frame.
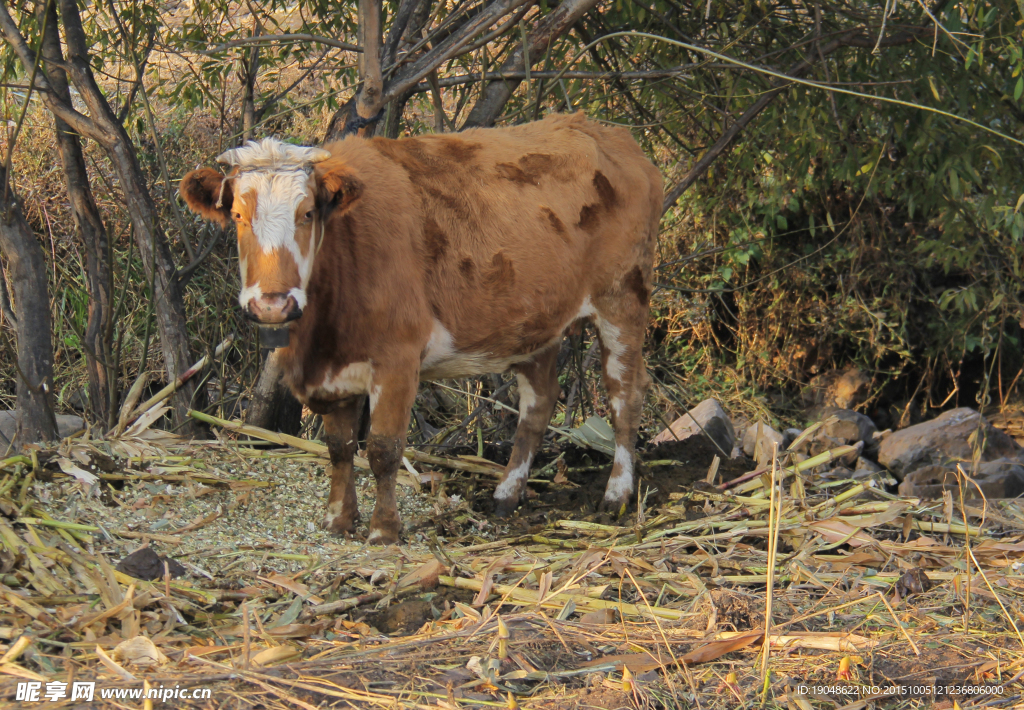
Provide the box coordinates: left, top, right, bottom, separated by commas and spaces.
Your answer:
215, 148, 241, 165
307, 148, 332, 163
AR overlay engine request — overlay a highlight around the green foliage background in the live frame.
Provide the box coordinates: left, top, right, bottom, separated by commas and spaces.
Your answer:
2, 0, 1024, 430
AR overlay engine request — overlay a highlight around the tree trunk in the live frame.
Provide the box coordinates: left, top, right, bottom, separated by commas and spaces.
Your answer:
0, 167, 59, 446
56, 0, 205, 436
461, 0, 600, 129
38, 0, 114, 428
246, 349, 302, 436
239, 19, 261, 142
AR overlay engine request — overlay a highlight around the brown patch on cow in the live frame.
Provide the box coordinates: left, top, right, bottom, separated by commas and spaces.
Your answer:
541, 207, 570, 243
496, 163, 531, 184
438, 138, 482, 162
483, 251, 515, 291
576, 171, 619, 232
459, 257, 475, 279
495, 154, 575, 186
577, 204, 600, 232
592, 171, 617, 208
422, 185, 472, 221
424, 218, 448, 263
624, 265, 649, 306
519, 153, 554, 177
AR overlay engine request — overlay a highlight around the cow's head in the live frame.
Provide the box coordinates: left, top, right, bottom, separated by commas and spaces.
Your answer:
179, 138, 363, 324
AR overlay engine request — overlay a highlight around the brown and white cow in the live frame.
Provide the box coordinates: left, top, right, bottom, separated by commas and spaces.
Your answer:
180, 112, 663, 544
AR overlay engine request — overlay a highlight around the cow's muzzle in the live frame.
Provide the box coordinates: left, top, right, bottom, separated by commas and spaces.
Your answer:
245, 292, 303, 324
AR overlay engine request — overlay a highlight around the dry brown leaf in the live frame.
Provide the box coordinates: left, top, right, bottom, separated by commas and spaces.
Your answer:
397, 558, 446, 591
266, 623, 321, 638
251, 644, 300, 666
259, 574, 325, 604
95, 644, 138, 681
578, 608, 617, 625
678, 632, 764, 665
473, 555, 512, 606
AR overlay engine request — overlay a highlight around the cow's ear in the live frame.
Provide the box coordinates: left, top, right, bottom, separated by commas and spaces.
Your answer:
180, 168, 233, 227
316, 166, 363, 219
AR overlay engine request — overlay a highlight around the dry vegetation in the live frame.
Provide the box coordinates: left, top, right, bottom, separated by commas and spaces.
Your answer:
2, 411, 1024, 708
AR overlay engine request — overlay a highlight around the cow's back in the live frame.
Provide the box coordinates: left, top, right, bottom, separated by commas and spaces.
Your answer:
321, 113, 663, 378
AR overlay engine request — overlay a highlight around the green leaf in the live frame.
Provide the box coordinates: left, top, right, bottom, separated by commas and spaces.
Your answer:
1016, 76, 1024, 101
826, 211, 835, 233
1014, 193, 1024, 214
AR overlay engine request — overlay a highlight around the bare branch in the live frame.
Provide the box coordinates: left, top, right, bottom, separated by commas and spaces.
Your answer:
382, 0, 532, 104
181, 33, 360, 55
462, 0, 601, 129
662, 25, 932, 214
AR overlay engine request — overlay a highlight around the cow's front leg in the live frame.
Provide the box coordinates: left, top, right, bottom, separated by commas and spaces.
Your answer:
366, 368, 418, 545
321, 396, 365, 534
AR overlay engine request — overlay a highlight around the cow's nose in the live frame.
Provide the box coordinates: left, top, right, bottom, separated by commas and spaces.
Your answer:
246, 292, 302, 324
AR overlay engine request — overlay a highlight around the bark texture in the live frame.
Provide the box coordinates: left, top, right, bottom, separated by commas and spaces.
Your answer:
38, 0, 114, 427
0, 166, 59, 446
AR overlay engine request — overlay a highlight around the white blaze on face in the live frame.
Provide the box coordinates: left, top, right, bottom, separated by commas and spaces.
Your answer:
218, 138, 329, 307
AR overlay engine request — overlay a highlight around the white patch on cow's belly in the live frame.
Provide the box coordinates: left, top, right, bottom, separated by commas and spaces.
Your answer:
419, 320, 535, 379
319, 362, 374, 397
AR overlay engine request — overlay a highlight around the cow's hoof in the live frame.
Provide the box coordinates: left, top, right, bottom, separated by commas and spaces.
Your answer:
367, 508, 400, 545
366, 527, 399, 546
493, 496, 521, 518
598, 496, 630, 517
321, 510, 359, 535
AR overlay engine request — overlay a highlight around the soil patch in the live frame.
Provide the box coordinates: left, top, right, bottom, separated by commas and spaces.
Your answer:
451, 435, 752, 530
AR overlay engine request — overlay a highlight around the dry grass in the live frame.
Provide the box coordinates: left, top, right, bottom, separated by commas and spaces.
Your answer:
1, 417, 1023, 709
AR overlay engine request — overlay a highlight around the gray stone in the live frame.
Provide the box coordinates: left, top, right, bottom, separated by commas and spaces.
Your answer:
651, 399, 735, 454
817, 408, 877, 446
856, 456, 883, 473
783, 428, 803, 448
878, 407, 1022, 480
0, 410, 85, 446
897, 459, 1024, 499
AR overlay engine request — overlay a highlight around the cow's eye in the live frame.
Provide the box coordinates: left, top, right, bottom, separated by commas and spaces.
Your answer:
232, 211, 242, 221
304, 210, 314, 222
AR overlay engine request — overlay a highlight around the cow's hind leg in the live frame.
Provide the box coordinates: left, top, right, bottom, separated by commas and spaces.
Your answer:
366, 367, 418, 545
321, 396, 365, 534
493, 347, 560, 517
593, 307, 649, 514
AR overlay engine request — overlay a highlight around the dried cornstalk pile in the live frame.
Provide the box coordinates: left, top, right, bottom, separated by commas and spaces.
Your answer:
1, 418, 1023, 709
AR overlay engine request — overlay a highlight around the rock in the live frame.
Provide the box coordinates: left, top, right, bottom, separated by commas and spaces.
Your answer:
897, 460, 1024, 499
878, 407, 1022, 480
856, 457, 883, 473
741, 421, 785, 465
783, 428, 803, 448
802, 367, 871, 410
115, 548, 186, 581
816, 408, 877, 446
0, 410, 85, 446
651, 399, 735, 454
